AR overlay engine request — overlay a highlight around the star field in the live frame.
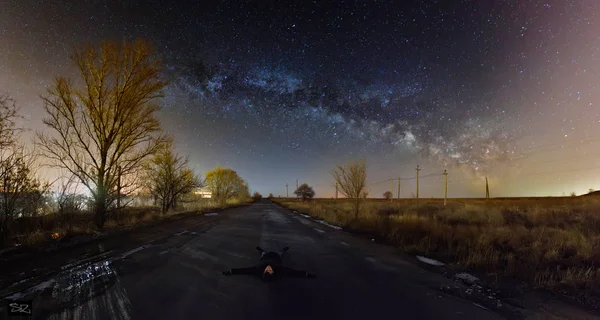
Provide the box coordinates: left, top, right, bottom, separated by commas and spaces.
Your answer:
1, 0, 599, 197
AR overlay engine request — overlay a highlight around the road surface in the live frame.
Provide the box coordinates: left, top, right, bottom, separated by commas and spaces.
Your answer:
3, 200, 510, 319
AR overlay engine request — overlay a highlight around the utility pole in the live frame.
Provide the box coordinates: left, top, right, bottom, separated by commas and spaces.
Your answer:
296, 180, 299, 199
397, 178, 401, 199
117, 166, 122, 209
443, 169, 448, 206
286, 183, 289, 198
485, 177, 490, 199
415, 165, 421, 199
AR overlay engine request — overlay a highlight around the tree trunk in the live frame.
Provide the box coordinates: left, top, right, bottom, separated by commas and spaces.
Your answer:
94, 189, 107, 230
161, 195, 167, 215
167, 194, 174, 213
354, 197, 360, 220
0, 219, 7, 248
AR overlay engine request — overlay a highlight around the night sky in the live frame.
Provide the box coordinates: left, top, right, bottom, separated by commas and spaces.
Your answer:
1, 0, 599, 198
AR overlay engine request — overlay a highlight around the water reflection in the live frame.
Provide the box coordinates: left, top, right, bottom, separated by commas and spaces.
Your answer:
45, 259, 132, 320
3, 259, 132, 320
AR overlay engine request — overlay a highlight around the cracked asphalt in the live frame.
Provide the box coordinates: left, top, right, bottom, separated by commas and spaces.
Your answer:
2, 200, 511, 319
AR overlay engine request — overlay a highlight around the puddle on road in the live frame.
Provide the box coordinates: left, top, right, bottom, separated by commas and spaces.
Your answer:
4, 279, 56, 300
1, 259, 133, 319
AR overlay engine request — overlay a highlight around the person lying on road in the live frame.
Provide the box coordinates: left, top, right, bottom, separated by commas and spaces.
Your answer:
222, 246, 316, 282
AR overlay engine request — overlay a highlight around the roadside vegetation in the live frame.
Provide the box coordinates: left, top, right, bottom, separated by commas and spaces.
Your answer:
0, 39, 252, 250
273, 159, 600, 297
273, 197, 600, 295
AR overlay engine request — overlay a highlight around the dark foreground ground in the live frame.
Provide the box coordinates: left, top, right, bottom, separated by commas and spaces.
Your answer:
0, 200, 597, 319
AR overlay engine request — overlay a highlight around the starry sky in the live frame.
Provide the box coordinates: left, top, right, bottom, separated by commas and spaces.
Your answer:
1, 0, 599, 198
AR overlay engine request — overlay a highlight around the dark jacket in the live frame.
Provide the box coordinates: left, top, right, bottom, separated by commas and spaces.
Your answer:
225, 251, 315, 279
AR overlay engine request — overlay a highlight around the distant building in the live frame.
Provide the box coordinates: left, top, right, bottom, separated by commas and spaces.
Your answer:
194, 187, 212, 198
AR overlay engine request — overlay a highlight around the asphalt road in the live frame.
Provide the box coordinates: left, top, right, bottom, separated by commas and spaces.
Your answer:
4, 200, 509, 320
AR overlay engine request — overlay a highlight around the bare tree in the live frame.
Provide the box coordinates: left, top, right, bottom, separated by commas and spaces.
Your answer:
0, 96, 48, 247
0, 147, 47, 247
144, 140, 203, 214
37, 39, 168, 229
332, 159, 367, 220
0, 95, 22, 149
53, 172, 87, 231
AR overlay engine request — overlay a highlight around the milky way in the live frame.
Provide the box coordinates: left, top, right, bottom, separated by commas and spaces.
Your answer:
1, 0, 599, 197
170, 58, 518, 174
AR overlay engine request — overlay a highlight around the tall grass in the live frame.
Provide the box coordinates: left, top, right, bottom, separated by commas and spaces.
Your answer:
273, 197, 600, 294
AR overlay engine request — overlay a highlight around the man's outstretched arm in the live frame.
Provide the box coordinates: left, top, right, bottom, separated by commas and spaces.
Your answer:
223, 266, 259, 276
281, 266, 316, 278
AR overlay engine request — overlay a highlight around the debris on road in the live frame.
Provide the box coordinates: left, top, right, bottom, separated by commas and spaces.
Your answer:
455, 272, 479, 285
204, 212, 219, 216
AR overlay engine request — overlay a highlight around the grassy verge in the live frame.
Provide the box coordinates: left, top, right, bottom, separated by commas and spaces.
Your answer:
272, 197, 600, 296
7, 197, 253, 249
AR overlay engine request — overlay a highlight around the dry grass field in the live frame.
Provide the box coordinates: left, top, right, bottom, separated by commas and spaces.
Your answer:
8, 197, 252, 248
273, 196, 600, 295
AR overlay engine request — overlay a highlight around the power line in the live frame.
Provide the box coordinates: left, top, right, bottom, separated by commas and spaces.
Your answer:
367, 173, 443, 186
314, 163, 600, 198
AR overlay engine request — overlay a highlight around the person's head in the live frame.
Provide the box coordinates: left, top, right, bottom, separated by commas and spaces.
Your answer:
262, 265, 275, 282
